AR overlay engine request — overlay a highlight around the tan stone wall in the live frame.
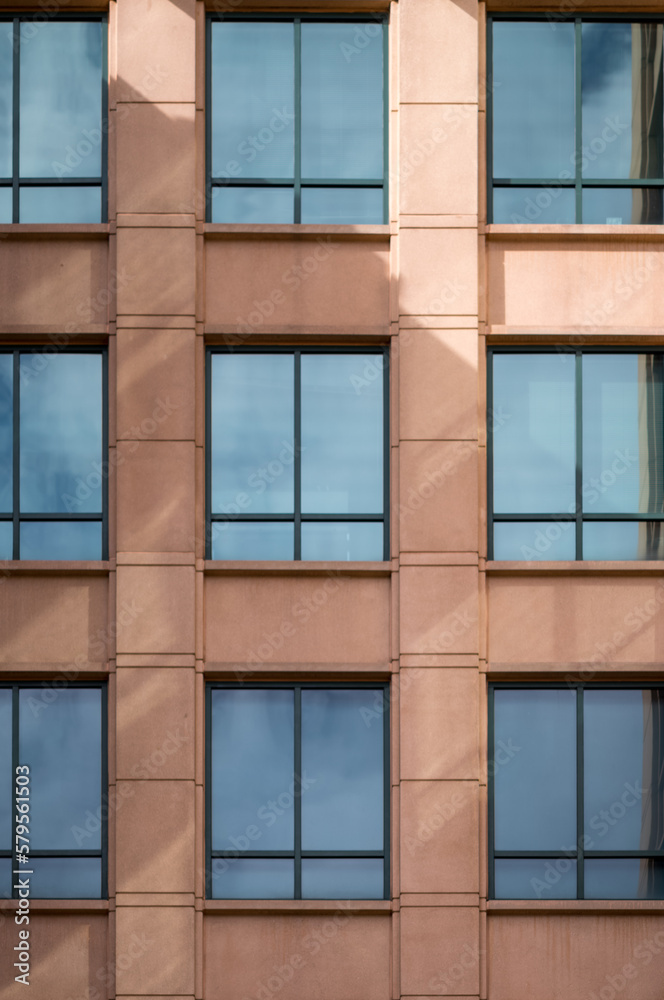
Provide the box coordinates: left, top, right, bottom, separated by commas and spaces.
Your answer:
1, 0, 664, 998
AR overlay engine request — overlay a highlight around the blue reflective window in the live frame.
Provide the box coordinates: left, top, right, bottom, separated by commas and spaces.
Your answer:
207, 685, 389, 899
1, 685, 105, 899
0, 18, 105, 222
208, 350, 387, 561
0, 350, 105, 560
490, 351, 664, 561
489, 18, 664, 224
208, 17, 386, 223
491, 686, 664, 899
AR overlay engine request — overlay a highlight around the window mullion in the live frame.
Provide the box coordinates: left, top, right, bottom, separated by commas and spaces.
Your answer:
12, 19, 19, 223
575, 351, 583, 560
577, 685, 585, 899
11, 685, 18, 899
12, 350, 20, 559
294, 685, 302, 899
575, 18, 583, 223
294, 19, 302, 223
294, 351, 302, 560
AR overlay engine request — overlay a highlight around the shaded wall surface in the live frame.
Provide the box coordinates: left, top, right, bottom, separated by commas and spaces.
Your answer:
2, 0, 664, 998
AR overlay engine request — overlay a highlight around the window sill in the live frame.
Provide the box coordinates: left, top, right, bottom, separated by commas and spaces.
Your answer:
0, 899, 109, 914
485, 224, 664, 239
204, 560, 392, 576
0, 224, 111, 238
204, 899, 392, 915
0, 560, 110, 574
202, 223, 393, 240
486, 560, 664, 575
487, 899, 664, 914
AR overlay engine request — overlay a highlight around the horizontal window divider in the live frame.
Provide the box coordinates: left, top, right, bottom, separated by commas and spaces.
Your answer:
19, 850, 103, 858
212, 851, 384, 859
210, 179, 383, 188
495, 851, 579, 859
496, 850, 664, 859
494, 513, 664, 522
493, 179, 664, 188
208, 14, 388, 22
17, 178, 103, 187
18, 513, 103, 521
210, 513, 384, 523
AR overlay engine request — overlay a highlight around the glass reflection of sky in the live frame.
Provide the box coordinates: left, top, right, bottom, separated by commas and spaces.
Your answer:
585, 858, 664, 899
19, 688, 101, 850
301, 689, 383, 851
301, 23, 383, 180
493, 354, 575, 513
30, 858, 101, 899
494, 689, 576, 851
211, 689, 294, 852
582, 355, 656, 513
211, 23, 294, 180
0, 24, 12, 177
20, 354, 102, 514
211, 354, 294, 515
20, 22, 102, 178
301, 355, 383, 514
493, 22, 575, 179
302, 858, 384, 899
495, 858, 577, 899
584, 690, 659, 851
0, 354, 12, 512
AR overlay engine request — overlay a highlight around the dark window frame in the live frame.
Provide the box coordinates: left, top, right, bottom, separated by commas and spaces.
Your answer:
487, 346, 664, 561
0, 14, 108, 224
205, 681, 391, 900
0, 347, 108, 560
205, 12, 389, 224
488, 682, 664, 900
1, 681, 108, 900
486, 14, 664, 224
205, 346, 390, 561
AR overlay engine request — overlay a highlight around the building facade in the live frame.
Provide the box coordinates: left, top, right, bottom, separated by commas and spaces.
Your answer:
1, 0, 664, 998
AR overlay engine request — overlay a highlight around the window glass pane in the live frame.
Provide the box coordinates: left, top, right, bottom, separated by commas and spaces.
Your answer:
0, 690, 11, 848
584, 689, 664, 851
301, 187, 383, 224
211, 23, 294, 180
0, 521, 11, 559
0, 187, 10, 222
582, 23, 663, 180
0, 23, 12, 177
302, 858, 384, 899
0, 857, 10, 900
492, 187, 575, 224
583, 354, 663, 514
19, 186, 101, 223
20, 521, 102, 560
493, 521, 576, 561
19, 687, 101, 850
30, 858, 101, 899
301, 354, 383, 514
211, 186, 293, 224
210, 858, 294, 900
494, 858, 577, 900
492, 354, 576, 514
301, 23, 383, 180
0, 353, 12, 512
211, 522, 293, 561
494, 689, 576, 850
301, 689, 384, 851
585, 859, 664, 900
20, 353, 102, 514
583, 521, 664, 560
582, 187, 664, 224
20, 22, 102, 178
211, 689, 294, 852
492, 22, 575, 179
211, 354, 294, 515
301, 522, 383, 561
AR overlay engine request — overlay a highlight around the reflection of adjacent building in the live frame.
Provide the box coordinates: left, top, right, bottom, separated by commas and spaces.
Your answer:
631, 24, 663, 222
639, 690, 664, 896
